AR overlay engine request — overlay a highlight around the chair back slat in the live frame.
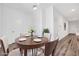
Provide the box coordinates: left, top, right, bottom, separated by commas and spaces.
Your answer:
0, 39, 6, 55
45, 39, 58, 56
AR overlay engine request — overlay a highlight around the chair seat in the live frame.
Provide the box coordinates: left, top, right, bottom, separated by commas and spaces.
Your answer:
0, 49, 5, 56
8, 48, 21, 56
36, 48, 44, 56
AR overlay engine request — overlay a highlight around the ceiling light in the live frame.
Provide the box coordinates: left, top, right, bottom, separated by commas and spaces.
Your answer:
33, 4, 37, 10
72, 9, 75, 12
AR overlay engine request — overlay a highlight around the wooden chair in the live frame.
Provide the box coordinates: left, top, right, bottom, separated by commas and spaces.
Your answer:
7, 43, 23, 56
7, 43, 18, 53
0, 39, 7, 56
37, 39, 58, 56
0, 36, 23, 56
45, 39, 58, 56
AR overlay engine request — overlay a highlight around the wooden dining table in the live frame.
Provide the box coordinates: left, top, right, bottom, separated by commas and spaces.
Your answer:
15, 36, 48, 56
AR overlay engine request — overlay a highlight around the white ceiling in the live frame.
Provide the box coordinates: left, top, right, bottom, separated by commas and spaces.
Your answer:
3, 3, 36, 14
3, 3, 51, 14
2, 3, 79, 21
53, 3, 79, 21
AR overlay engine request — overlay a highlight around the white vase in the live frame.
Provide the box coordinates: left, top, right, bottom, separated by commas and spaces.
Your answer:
44, 33, 51, 40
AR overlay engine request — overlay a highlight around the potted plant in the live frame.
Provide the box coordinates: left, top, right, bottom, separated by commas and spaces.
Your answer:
30, 29, 35, 37
42, 28, 50, 39
28, 27, 35, 38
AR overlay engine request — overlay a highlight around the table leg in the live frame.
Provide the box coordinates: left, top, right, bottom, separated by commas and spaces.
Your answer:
20, 48, 23, 56
24, 49, 27, 56
32, 49, 33, 56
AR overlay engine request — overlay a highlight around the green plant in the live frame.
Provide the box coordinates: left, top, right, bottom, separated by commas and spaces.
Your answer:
30, 29, 35, 33
42, 28, 50, 36
42, 28, 50, 35
28, 26, 35, 37
28, 26, 35, 33
43, 28, 49, 33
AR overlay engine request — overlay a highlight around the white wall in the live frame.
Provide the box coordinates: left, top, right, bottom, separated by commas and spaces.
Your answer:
0, 5, 2, 35
42, 6, 69, 40
53, 8, 68, 40
33, 6, 54, 41
39, 6, 54, 40
0, 4, 33, 44
0, 4, 3, 36
44, 6, 54, 40
33, 9, 43, 36
68, 20, 79, 34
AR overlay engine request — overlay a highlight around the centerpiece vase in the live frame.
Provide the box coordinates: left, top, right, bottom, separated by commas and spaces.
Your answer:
31, 32, 33, 40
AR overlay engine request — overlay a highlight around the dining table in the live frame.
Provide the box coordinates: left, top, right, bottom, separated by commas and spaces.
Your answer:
15, 36, 48, 56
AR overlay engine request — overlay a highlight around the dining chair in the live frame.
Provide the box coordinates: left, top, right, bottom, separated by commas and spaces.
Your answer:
37, 39, 58, 56
0, 36, 9, 53
7, 43, 23, 56
45, 39, 58, 56
0, 39, 7, 56
7, 43, 18, 53
0, 35, 23, 56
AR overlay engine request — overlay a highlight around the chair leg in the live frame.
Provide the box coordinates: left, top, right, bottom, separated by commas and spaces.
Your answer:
32, 49, 33, 56
52, 50, 55, 56
34, 48, 38, 56
31, 49, 38, 56
35, 48, 38, 56
24, 49, 27, 56
20, 48, 24, 56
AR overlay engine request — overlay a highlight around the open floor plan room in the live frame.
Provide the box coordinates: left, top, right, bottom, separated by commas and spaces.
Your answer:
0, 3, 79, 56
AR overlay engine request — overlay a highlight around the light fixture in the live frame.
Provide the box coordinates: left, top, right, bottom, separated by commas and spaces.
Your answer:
72, 9, 75, 12
33, 4, 37, 10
